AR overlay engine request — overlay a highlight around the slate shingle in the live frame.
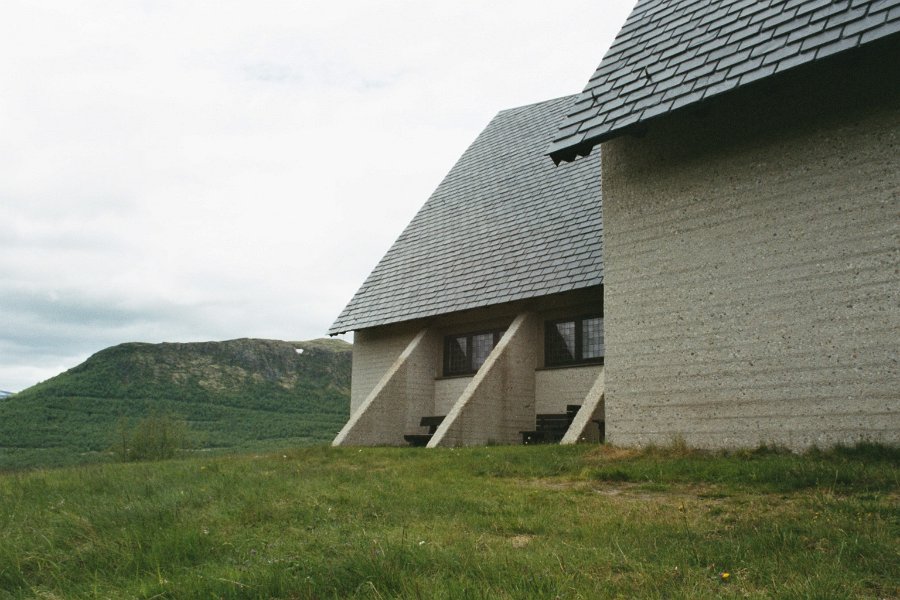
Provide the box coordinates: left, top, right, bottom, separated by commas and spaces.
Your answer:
329, 96, 603, 335
548, 0, 900, 163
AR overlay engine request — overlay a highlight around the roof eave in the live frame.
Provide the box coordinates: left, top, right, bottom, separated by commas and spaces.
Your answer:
548, 139, 597, 165
549, 125, 640, 164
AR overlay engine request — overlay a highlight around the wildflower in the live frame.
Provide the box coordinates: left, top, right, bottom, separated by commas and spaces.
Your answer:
720, 572, 730, 582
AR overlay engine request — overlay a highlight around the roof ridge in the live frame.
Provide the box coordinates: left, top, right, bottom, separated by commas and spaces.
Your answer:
496, 93, 581, 116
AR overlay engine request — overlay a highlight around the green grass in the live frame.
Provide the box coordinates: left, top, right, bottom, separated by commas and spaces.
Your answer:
0, 443, 897, 599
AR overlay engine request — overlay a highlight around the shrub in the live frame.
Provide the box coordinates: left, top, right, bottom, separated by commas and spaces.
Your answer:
114, 414, 189, 461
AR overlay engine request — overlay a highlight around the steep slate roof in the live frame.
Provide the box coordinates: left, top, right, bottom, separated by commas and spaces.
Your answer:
548, 0, 900, 163
329, 96, 602, 335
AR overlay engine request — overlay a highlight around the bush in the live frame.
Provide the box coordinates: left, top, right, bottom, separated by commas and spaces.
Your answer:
114, 414, 189, 461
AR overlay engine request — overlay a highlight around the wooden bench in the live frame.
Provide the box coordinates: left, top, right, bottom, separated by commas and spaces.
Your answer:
419, 416, 445, 433
404, 415, 445, 447
520, 405, 582, 445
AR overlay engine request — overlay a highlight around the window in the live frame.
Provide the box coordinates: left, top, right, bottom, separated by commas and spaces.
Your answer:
444, 330, 504, 376
545, 316, 604, 367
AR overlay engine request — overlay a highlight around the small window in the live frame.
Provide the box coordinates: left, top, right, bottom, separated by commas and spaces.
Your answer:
443, 330, 503, 376
545, 316, 604, 367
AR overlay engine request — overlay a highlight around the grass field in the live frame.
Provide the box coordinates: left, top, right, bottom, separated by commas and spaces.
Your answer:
1, 443, 897, 599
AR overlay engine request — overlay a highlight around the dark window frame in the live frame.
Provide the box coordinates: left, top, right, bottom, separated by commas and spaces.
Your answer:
544, 315, 604, 368
443, 329, 504, 377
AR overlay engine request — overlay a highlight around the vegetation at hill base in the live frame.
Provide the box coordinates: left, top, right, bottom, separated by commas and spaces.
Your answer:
0, 442, 897, 599
113, 414, 191, 462
0, 338, 350, 471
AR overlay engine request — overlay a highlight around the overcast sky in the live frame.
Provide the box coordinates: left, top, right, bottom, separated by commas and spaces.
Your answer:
0, 0, 633, 392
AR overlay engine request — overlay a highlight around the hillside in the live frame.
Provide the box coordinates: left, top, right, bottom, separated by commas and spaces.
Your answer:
0, 338, 351, 470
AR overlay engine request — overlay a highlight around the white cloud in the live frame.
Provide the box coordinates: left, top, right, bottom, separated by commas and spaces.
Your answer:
0, 0, 633, 391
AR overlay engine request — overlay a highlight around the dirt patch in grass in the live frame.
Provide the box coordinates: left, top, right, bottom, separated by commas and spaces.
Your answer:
509, 534, 533, 548
585, 445, 644, 461
526, 477, 722, 501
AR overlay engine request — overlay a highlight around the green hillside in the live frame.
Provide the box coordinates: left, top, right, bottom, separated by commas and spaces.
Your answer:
0, 338, 351, 470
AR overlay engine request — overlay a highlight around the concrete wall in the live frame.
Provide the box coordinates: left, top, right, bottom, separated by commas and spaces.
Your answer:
429, 312, 542, 447
338, 287, 604, 446
561, 367, 605, 444
435, 377, 472, 415
350, 326, 419, 413
600, 49, 900, 449
334, 328, 441, 446
535, 365, 603, 414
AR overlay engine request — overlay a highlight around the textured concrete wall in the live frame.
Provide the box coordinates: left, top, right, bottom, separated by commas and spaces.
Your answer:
334, 329, 440, 446
434, 377, 472, 415
535, 365, 603, 414
350, 326, 419, 413
561, 367, 605, 445
430, 312, 542, 447
601, 58, 899, 449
